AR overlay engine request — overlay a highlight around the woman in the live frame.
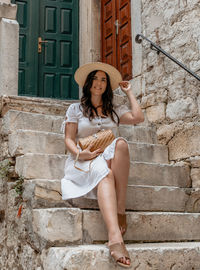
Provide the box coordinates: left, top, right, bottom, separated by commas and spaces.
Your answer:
61, 62, 144, 268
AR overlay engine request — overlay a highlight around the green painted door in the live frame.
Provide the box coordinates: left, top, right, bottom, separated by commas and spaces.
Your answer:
11, 0, 79, 99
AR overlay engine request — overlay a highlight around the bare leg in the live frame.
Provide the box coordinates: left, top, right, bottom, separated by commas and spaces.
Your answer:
111, 139, 130, 214
97, 170, 130, 266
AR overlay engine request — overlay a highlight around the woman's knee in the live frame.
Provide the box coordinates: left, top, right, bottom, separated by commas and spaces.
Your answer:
98, 169, 115, 189
116, 139, 129, 153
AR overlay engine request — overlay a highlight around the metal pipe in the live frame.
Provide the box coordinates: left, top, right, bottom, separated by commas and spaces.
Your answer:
135, 34, 200, 81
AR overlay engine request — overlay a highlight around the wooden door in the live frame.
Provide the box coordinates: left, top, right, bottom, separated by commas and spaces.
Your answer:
101, 0, 132, 80
11, 0, 79, 99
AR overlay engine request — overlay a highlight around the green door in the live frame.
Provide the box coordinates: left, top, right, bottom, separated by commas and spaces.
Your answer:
11, 0, 79, 99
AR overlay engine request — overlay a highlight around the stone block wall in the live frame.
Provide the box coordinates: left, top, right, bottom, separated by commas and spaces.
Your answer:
139, 0, 200, 184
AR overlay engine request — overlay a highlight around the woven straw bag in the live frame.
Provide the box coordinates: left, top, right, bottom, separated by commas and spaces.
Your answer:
78, 129, 115, 152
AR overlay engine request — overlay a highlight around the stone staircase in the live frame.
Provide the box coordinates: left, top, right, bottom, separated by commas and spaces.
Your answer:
2, 99, 200, 270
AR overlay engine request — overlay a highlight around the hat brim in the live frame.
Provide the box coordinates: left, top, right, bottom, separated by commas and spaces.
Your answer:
74, 62, 122, 91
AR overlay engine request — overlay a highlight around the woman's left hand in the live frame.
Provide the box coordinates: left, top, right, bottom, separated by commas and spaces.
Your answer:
119, 81, 131, 93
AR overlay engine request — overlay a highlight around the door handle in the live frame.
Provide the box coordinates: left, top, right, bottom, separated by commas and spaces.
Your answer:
38, 37, 48, 53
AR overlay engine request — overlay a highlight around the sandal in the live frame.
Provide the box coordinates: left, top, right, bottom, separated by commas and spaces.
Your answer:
118, 213, 127, 236
109, 242, 131, 268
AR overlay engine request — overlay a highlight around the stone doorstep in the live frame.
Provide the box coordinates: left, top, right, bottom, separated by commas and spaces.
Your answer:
0, 96, 73, 117
24, 179, 200, 212
32, 208, 200, 244
43, 242, 200, 270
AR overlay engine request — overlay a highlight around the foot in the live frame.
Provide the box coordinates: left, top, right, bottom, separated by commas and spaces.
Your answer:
109, 242, 131, 268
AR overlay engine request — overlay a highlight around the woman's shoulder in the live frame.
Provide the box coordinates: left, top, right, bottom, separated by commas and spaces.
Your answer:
67, 102, 81, 112
65, 102, 83, 117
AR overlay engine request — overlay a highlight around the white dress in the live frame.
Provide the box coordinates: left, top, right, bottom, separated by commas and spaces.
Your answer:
61, 102, 130, 200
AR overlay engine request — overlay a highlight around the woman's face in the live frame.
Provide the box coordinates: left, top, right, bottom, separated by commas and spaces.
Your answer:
90, 70, 107, 97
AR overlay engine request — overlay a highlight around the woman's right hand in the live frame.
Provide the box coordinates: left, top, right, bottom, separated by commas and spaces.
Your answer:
78, 144, 102, 161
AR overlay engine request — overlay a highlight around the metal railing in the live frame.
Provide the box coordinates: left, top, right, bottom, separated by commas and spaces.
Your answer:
135, 34, 200, 81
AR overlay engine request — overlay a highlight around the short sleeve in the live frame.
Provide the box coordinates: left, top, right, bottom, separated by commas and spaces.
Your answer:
65, 103, 79, 123
114, 104, 130, 119
60, 103, 80, 133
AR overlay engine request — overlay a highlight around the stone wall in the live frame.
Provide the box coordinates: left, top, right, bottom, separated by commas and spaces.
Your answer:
0, 1, 18, 96
139, 0, 200, 184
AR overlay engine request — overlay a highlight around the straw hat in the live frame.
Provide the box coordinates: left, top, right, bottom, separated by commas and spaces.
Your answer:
74, 62, 122, 91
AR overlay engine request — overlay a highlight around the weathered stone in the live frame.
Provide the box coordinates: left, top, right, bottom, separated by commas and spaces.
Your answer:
8, 130, 65, 156
24, 180, 194, 212
198, 95, 200, 114
0, 17, 19, 96
15, 153, 67, 179
0, 96, 71, 117
32, 208, 82, 244
131, 161, 191, 187
0, 3, 17, 19
83, 210, 200, 243
191, 168, 200, 187
130, 75, 142, 97
15, 142, 168, 179
168, 83, 185, 101
146, 103, 166, 122
2, 110, 64, 135
156, 121, 184, 144
119, 125, 157, 143
43, 242, 200, 270
189, 156, 200, 168
168, 126, 200, 160
166, 98, 197, 120
141, 93, 156, 108
129, 142, 168, 163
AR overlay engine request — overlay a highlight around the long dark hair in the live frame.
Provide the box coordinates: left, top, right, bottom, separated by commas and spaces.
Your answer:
80, 70, 119, 124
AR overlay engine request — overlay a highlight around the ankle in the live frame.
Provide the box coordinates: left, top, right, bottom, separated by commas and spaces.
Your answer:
108, 230, 123, 246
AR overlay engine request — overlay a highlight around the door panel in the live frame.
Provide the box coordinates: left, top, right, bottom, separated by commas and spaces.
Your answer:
101, 0, 132, 80
12, 0, 39, 96
11, 0, 79, 99
117, 0, 132, 80
38, 0, 79, 99
101, 0, 117, 67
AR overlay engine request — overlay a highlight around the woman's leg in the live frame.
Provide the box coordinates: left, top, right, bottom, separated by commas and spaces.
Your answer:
110, 139, 130, 215
97, 170, 130, 266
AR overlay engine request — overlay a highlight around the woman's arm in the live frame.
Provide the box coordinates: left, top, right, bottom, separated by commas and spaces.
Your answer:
118, 81, 144, 125
65, 122, 102, 160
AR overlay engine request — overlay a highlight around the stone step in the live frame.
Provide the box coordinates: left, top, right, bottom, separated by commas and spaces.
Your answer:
8, 130, 65, 156
15, 154, 187, 186
0, 95, 72, 117
32, 208, 200, 245
2, 109, 157, 145
15, 154, 67, 180
119, 125, 157, 144
24, 180, 199, 212
128, 142, 168, 163
130, 161, 191, 187
43, 242, 200, 270
10, 129, 168, 162
2, 110, 64, 135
